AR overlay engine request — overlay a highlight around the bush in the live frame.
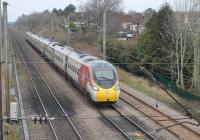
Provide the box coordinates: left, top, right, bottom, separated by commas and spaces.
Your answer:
107, 39, 139, 71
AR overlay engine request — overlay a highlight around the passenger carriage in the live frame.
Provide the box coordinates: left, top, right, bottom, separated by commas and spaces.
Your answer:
26, 32, 120, 103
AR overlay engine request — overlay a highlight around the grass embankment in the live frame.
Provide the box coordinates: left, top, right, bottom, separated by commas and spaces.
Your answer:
117, 67, 176, 103
117, 67, 200, 118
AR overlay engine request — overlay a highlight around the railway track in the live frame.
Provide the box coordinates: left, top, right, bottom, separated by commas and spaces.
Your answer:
120, 89, 200, 140
12, 30, 157, 140
11, 31, 83, 140
22, 31, 158, 140
10, 30, 199, 140
91, 103, 157, 140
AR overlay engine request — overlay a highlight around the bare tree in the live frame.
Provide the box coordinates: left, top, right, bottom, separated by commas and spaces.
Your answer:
173, 0, 200, 95
173, 0, 190, 89
189, 0, 200, 96
80, 0, 123, 35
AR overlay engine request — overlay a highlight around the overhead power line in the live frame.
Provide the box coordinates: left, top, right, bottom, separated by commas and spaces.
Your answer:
106, 45, 200, 83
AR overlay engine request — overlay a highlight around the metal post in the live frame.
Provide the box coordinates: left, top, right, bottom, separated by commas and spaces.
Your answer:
2, 2, 8, 140
0, 0, 2, 62
0, 1, 3, 139
102, 9, 106, 60
51, 12, 54, 32
3, 1, 8, 97
3, 2, 8, 77
3, 0, 8, 112
67, 15, 70, 46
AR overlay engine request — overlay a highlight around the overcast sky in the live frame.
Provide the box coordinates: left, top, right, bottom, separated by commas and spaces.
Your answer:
2, 0, 173, 22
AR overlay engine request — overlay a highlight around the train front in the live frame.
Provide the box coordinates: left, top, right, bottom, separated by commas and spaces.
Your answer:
89, 62, 120, 103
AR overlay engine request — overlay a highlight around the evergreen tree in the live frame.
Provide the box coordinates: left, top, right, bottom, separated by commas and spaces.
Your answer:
63, 4, 76, 15
138, 3, 175, 66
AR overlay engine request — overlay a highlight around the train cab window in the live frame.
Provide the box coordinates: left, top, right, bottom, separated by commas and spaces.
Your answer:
94, 69, 115, 80
93, 68, 116, 89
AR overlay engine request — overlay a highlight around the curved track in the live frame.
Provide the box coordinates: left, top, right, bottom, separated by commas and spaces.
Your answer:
11, 31, 83, 140
120, 89, 200, 140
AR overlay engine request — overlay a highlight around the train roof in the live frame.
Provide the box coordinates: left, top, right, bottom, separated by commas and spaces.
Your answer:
26, 32, 115, 68
53, 45, 73, 54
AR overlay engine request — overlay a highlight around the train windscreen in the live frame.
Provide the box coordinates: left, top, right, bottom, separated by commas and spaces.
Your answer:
93, 69, 116, 89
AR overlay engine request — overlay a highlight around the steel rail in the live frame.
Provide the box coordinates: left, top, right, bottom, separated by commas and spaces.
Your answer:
29, 47, 83, 140
111, 104, 157, 140
120, 89, 200, 139
93, 104, 133, 140
10, 34, 30, 140
23, 31, 154, 140
119, 90, 180, 139
14, 32, 83, 140
11, 32, 59, 140
88, 101, 156, 140
13, 31, 161, 140
24, 32, 132, 140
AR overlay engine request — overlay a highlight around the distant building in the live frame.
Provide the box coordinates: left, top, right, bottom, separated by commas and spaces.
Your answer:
130, 24, 145, 33
73, 21, 85, 27
120, 15, 133, 30
120, 14, 144, 33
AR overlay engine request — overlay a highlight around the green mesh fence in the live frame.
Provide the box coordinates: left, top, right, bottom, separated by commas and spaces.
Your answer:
154, 74, 200, 101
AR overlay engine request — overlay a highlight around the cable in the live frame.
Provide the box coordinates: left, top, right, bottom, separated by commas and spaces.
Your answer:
140, 66, 200, 126
149, 63, 200, 82
107, 44, 171, 62
107, 45, 200, 83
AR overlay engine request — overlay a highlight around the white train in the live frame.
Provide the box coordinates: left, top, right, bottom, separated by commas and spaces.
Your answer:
26, 32, 120, 103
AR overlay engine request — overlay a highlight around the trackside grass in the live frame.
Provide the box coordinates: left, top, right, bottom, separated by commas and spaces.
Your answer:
117, 67, 200, 118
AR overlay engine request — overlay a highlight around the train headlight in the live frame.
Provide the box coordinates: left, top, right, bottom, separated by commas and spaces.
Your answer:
92, 83, 99, 91
115, 84, 120, 91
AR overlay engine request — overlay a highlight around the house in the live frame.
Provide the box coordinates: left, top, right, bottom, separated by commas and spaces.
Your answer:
130, 24, 145, 34
120, 15, 133, 30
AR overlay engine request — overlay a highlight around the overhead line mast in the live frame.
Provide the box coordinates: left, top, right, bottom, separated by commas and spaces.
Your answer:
102, 0, 106, 60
